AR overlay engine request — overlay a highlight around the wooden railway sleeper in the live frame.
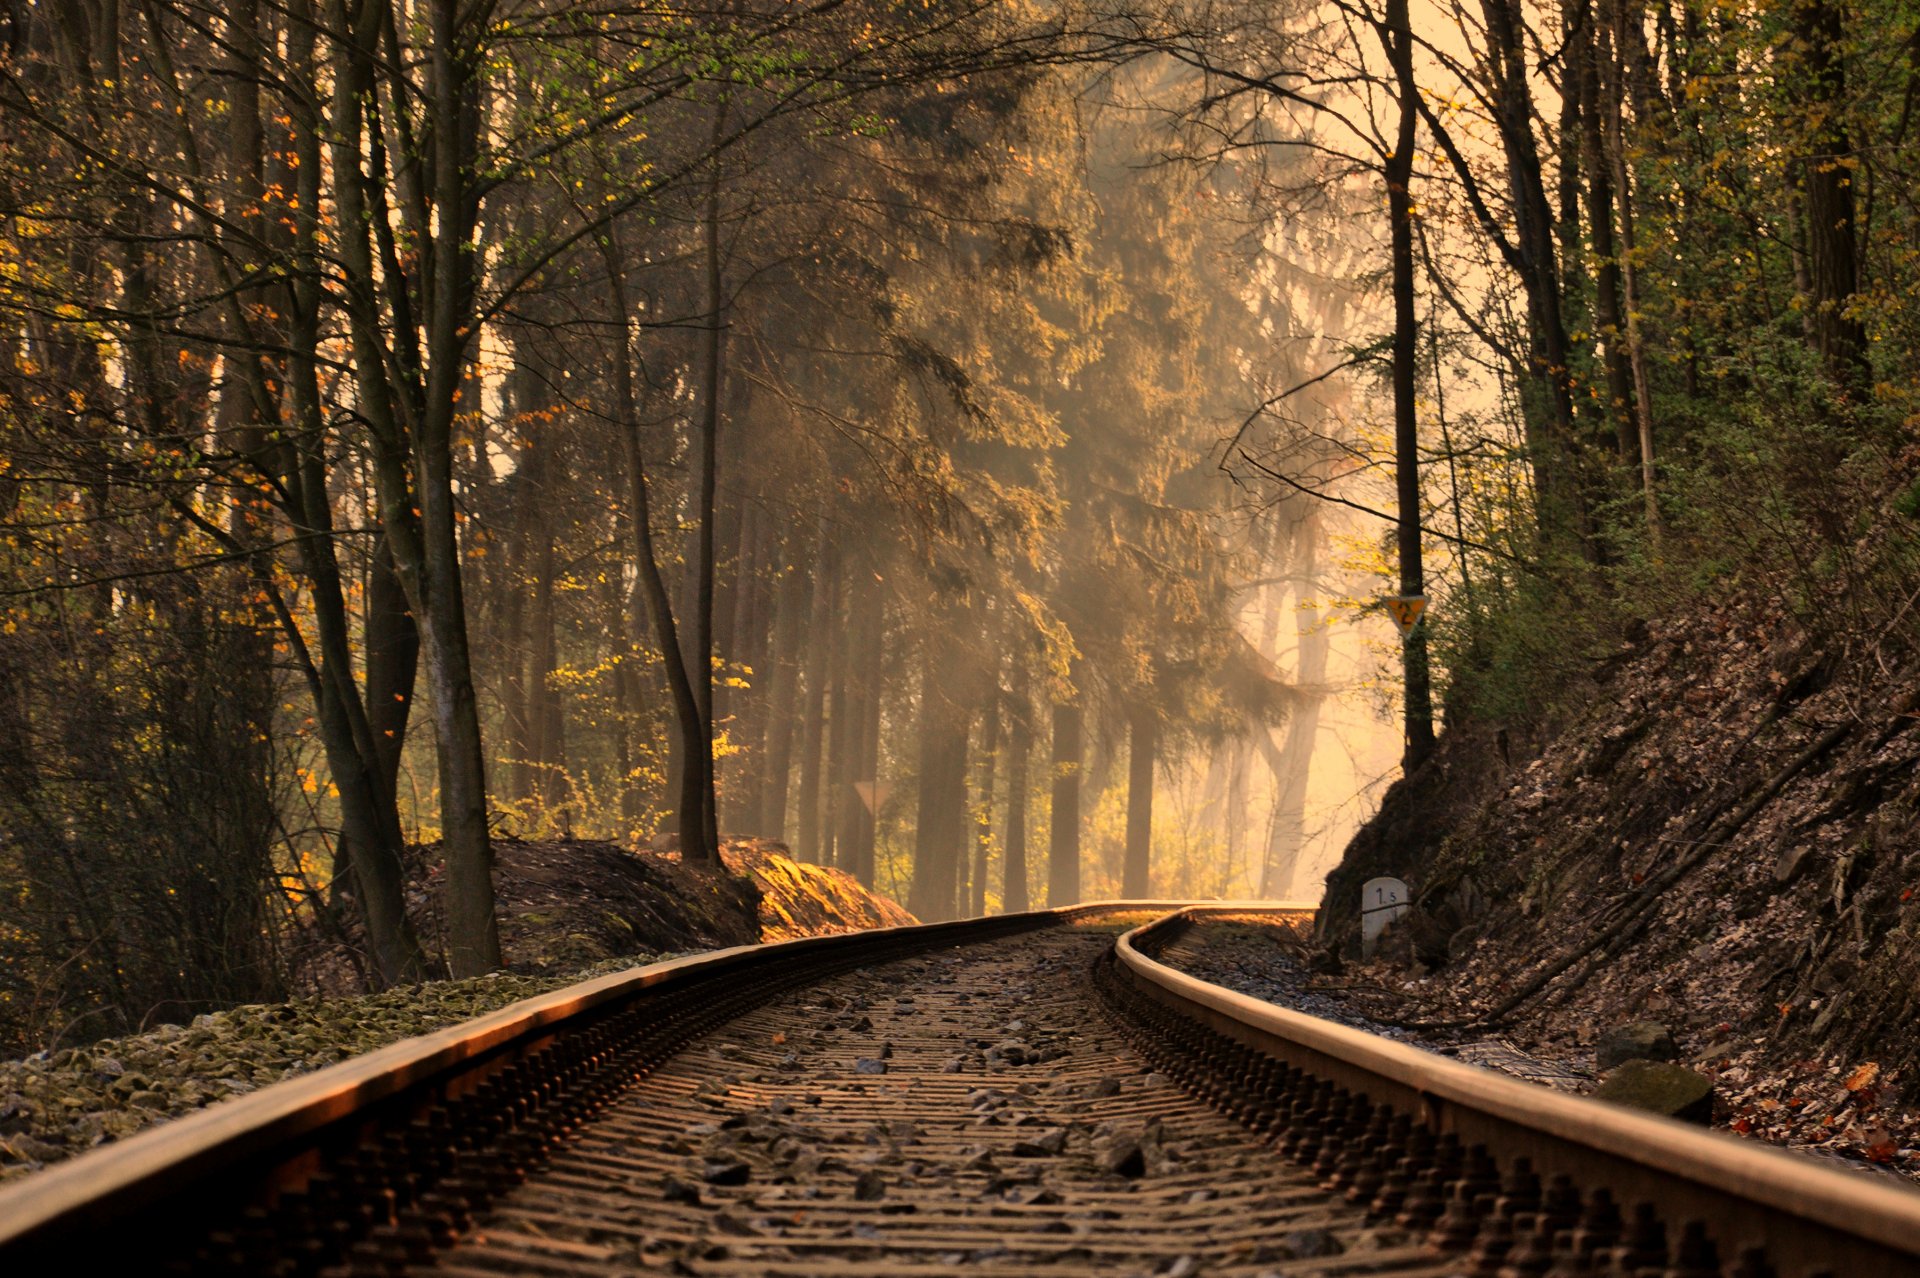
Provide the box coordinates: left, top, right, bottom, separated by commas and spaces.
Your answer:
8, 910, 1883, 1277
169, 919, 1053, 1276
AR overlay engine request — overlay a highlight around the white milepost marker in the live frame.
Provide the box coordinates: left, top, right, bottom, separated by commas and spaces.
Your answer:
1360, 876, 1410, 958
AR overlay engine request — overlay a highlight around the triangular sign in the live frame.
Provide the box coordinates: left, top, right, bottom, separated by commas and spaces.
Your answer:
1385, 595, 1427, 638
853, 780, 894, 813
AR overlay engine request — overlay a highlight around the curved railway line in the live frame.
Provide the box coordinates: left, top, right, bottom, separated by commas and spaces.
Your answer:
1, 903, 1917, 1276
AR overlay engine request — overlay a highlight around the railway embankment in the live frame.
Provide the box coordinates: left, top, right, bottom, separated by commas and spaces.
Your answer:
0, 838, 910, 1185
1312, 608, 1920, 1180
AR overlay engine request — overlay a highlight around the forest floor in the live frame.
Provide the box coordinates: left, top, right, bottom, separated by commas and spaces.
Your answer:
1309, 607, 1920, 1190
0, 839, 912, 1184
1161, 918, 1919, 1188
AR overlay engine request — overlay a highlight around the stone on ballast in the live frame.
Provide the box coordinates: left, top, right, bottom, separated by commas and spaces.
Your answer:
1592, 1059, 1714, 1124
1593, 1021, 1678, 1071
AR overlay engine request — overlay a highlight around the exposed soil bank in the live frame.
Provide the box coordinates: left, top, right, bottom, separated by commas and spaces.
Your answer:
1163, 918, 1915, 1184
1312, 611, 1920, 1179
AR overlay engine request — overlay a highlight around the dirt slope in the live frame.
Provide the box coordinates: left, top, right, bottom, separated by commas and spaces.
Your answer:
722, 839, 918, 940
307, 838, 915, 985
1315, 610, 1920, 1173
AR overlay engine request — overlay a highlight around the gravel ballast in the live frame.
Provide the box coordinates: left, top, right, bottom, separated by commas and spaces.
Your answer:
0, 954, 677, 1184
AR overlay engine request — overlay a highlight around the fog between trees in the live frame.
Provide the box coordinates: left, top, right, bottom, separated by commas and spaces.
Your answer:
3, 0, 1904, 1052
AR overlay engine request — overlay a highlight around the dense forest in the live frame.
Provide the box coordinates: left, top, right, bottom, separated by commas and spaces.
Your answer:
1, 0, 1914, 1055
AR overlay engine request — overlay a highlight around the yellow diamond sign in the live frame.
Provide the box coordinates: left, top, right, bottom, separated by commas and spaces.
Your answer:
1385, 595, 1427, 638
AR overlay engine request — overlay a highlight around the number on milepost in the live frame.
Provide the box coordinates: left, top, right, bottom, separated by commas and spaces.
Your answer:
1360, 876, 1410, 958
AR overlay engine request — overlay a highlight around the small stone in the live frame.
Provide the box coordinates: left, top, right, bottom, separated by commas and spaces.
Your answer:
989, 1041, 1031, 1066
854, 1058, 888, 1075
1280, 1228, 1341, 1259
1593, 1059, 1715, 1124
1774, 843, 1815, 884
1087, 1077, 1121, 1099
662, 1174, 703, 1205
703, 1160, 752, 1186
1594, 1021, 1679, 1071
1097, 1136, 1146, 1178
1029, 1127, 1069, 1155
854, 1170, 887, 1201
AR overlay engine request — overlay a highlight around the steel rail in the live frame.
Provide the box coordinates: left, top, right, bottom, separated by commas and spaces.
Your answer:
0, 899, 1232, 1268
8, 897, 1912, 1276
1111, 905, 1920, 1278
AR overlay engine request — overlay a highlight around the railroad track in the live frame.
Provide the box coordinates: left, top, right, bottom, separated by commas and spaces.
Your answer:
2, 904, 1917, 1276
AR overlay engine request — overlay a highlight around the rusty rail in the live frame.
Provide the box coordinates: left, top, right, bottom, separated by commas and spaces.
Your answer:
0, 901, 1211, 1270
2, 899, 1913, 1277
1108, 904, 1920, 1277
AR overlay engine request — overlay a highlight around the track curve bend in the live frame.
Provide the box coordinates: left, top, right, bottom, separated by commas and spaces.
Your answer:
0, 902, 1915, 1277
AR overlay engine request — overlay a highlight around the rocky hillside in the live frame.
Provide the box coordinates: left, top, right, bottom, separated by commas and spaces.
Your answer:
1316, 608, 1920, 1173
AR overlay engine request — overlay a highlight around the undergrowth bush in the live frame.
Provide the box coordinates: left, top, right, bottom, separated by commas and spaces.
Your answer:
1433, 388, 1920, 732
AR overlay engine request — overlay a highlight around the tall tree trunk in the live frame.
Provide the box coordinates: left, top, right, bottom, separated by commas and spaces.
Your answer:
1002, 678, 1031, 913
909, 647, 970, 921
795, 549, 836, 862
1224, 736, 1250, 895
597, 213, 719, 868
757, 536, 809, 840
527, 520, 566, 812
833, 562, 876, 871
1259, 512, 1330, 897
502, 367, 566, 812
710, 493, 749, 775
825, 603, 853, 870
1556, 0, 1588, 318
725, 503, 769, 831
1790, 0, 1869, 385
347, 0, 501, 977
599, 539, 645, 835
852, 585, 885, 887
1122, 701, 1156, 898
681, 95, 729, 860
1578, 0, 1641, 467
1479, 0, 1588, 542
1047, 694, 1082, 907
1601, 1, 1662, 537
971, 690, 1000, 916
1384, 0, 1436, 768
364, 539, 419, 805
290, 4, 433, 984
